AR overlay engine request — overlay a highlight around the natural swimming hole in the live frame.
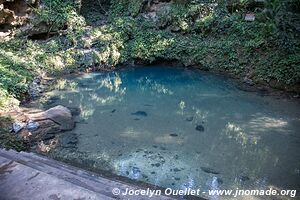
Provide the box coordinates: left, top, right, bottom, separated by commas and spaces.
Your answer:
35, 66, 300, 199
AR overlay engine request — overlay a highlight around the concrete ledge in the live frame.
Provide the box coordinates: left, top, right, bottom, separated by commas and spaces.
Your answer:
0, 149, 179, 200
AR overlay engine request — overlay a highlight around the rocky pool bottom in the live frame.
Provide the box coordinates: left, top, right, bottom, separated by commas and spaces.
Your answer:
31, 66, 300, 199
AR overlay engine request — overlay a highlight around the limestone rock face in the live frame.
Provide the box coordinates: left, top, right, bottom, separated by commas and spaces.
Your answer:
0, 0, 38, 40
0, 0, 39, 33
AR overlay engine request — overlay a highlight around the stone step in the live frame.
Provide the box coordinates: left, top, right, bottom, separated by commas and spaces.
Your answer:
0, 149, 189, 200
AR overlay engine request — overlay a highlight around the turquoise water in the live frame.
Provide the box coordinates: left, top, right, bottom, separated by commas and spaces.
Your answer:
39, 66, 300, 199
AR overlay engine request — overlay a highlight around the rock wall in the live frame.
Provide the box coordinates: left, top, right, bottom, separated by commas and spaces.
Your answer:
0, 0, 39, 35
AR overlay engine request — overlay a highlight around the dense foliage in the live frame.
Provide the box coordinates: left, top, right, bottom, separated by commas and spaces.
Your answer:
107, 0, 300, 84
0, 0, 299, 110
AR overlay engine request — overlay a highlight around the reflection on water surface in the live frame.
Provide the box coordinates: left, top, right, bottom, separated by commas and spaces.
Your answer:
37, 66, 300, 199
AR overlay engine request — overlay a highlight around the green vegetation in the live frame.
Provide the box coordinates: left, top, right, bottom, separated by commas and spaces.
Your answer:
0, 0, 299, 111
0, 116, 29, 151
34, 0, 84, 33
108, 0, 300, 84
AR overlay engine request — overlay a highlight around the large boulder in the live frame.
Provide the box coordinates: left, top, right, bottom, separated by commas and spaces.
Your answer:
9, 105, 75, 142
27, 105, 75, 131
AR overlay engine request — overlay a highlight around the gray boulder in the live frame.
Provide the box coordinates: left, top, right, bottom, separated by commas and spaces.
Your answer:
27, 105, 75, 131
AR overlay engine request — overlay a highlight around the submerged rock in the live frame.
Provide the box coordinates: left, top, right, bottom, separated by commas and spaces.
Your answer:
43, 134, 56, 141
186, 116, 193, 122
160, 146, 167, 150
48, 96, 61, 101
132, 167, 140, 174
60, 133, 78, 149
131, 111, 148, 117
201, 167, 220, 175
131, 167, 141, 179
151, 163, 160, 167
142, 174, 148, 179
239, 175, 250, 182
173, 168, 181, 172
195, 125, 205, 132
68, 107, 81, 116
44, 96, 60, 107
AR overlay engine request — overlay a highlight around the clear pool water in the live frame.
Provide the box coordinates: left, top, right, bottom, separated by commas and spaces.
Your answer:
38, 66, 300, 199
